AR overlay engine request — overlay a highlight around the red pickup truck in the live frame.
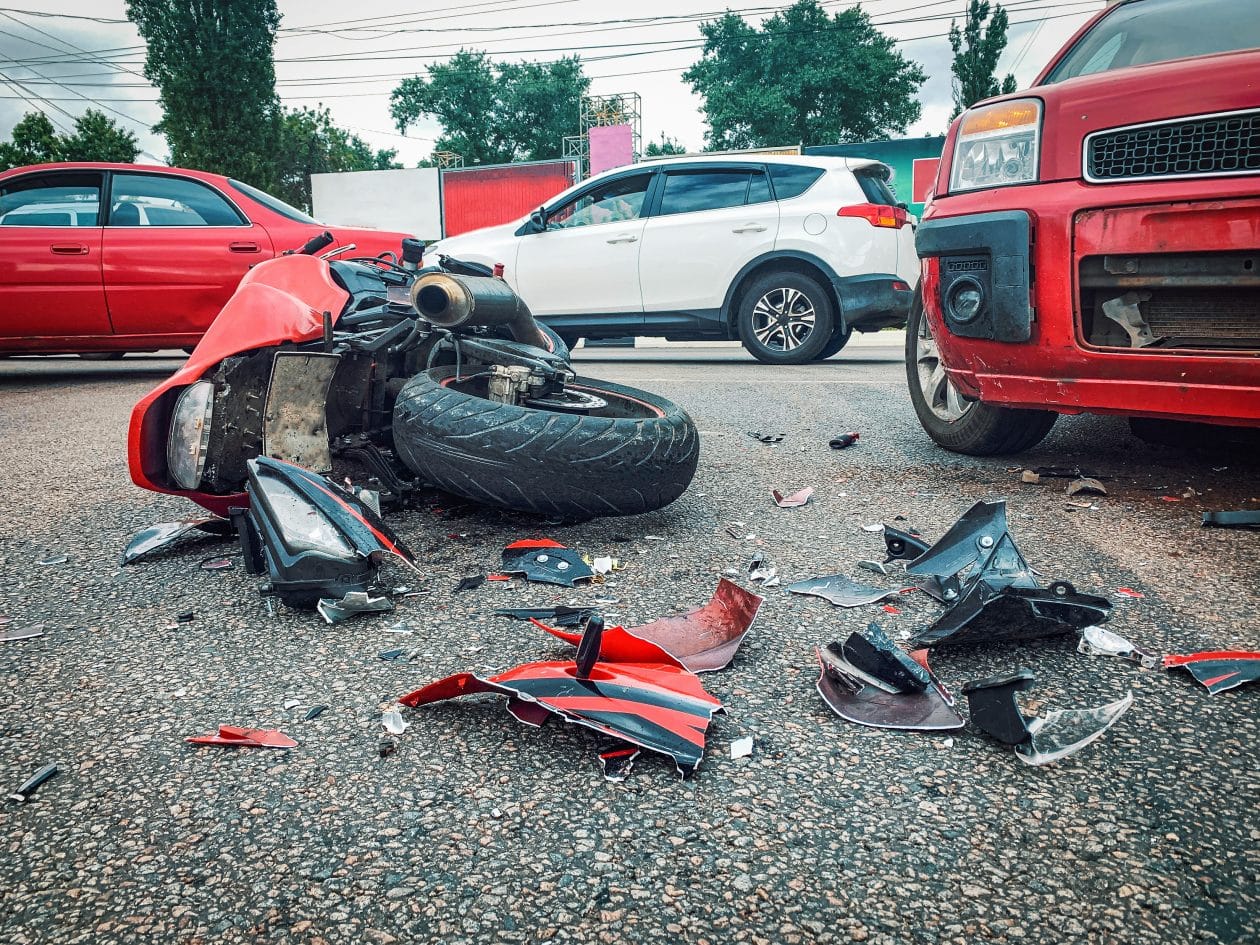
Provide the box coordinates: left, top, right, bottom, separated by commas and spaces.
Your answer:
908, 0, 1260, 453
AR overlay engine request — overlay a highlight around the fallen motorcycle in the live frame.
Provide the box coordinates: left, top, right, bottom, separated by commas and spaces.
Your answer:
129, 233, 699, 521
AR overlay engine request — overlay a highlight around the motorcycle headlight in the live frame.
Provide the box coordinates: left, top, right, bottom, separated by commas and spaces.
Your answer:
166, 381, 214, 490
949, 98, 1042, 194
256, 473, 354, 557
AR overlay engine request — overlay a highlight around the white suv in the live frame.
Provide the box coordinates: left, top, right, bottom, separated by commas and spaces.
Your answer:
430, 155, 920, 364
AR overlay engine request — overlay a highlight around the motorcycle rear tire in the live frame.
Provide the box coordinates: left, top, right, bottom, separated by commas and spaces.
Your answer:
392, 368, 699, 519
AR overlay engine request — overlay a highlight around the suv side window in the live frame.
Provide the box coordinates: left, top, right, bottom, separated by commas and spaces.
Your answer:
658, 170, 753, 216
855, 167, 900, 205
108, 173, 245, 227
548, 173, 651, 229
0, 172, 102, 227
768, 164, 824, 200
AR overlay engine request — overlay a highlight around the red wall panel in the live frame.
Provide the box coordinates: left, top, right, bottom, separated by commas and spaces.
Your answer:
442, 161, 576, 237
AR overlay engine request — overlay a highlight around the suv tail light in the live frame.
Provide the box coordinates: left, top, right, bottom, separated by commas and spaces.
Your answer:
838, 204, 908, 229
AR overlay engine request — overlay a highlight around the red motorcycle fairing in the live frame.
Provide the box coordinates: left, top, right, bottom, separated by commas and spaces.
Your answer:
128, 254, 350, 517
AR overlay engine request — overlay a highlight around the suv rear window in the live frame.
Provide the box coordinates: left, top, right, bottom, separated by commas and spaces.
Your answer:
855, 167, 899, 205
1044, 0, 1260, 84
767, 164, 824, 200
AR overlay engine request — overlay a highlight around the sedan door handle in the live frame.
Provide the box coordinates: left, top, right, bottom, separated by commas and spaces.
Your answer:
50, 243, 89, 255
229, 241, 261, 253
606, 234, 639, 244
732, 224, 767, 233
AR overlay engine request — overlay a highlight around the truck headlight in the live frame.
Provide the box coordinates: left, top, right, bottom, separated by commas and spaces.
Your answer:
949, 98, 1042, 194
166, 381, 214, 490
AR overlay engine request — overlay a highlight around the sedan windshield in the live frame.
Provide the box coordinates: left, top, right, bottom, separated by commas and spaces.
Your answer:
229, 178, 321, 224
1043, 0, 1260, 84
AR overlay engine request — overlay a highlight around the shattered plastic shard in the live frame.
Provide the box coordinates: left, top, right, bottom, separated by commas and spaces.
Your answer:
772, 487, 814, 508
381, 709, 409, 735
816, 643, 964, 732
912, 579, 1111, 649
730, 736, 754, 759
786, 574, 906, 608
884, 527, 930, 564
906, 500, 1009, 580
600, 745, 641, 782
494, 606, 597, 628
1164, 651, 1260, 694
499, 540, 594, 587
1014, 692, 1133, 766
400, 626, 723, 778
0, 624, 45, 643
6, 763, 57, 803
317, 591, 395, 625
454, 575, 487, 593
1078, 626, 1158, 668
841, 622, 931, 693
533, 578, 763, 673
186, 725, 298, 749
961, 670, 1036, 745
1066, 478, 1108, 498
746, 431, 785, 444
122, 518, 235, 566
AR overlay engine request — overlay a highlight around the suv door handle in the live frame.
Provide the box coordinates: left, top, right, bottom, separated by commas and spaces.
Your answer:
229, 241, 261, 253
50, 243, 89, 255
606, 234, 639, 244
732, 224, 767, 233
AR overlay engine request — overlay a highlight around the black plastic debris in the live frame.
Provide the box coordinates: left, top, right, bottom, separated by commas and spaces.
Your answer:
454, 575, 487, 593
499, 540, 594, 587
841, 623, 930, 693
121, 518, 235, 566
786, 574, 905, 608
905, 500, 1112, 648
816, 638, 963, 732
962, 670, 1133, 766
7, 763, 57, 803
746, 431, 785, 444
494, 606, 596, 628
1202, 510, 1260, 530
1164, 651, 1260, 694
379, 648, 414, 663
176, 612, 195, 623
829, 432, 860, 450
304, 705, 328, 720
883, 526, 930, 564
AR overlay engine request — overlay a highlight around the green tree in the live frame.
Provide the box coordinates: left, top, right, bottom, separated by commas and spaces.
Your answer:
949, 0, 1017, 118
390, 50, 588, 165
274, 106, 399, 211
125, 0, 282, 188
61, 109, 140, 163
644, 134, 687, 157
0, 112, 63, 169
683, 1, 925, 150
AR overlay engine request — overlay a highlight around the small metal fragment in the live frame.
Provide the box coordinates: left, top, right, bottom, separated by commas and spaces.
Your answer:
7, 763, 57, 803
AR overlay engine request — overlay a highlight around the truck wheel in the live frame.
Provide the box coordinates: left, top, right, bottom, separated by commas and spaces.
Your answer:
906, 289, 1056, 455
814, 326, 853, 360
392, 368, 699, 520
737, 271, 835, 365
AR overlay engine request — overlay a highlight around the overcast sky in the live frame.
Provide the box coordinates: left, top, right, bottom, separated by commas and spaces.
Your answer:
0, 0, 1104, 168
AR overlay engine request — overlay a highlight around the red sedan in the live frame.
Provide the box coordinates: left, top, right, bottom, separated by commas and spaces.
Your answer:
0, 162, 414, 357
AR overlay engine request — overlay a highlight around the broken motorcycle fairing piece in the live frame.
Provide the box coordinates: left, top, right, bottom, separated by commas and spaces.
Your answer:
786, 574, 907, 608
239, 456, 417, 608
906, 500, 1112, 648
532, 578, 762, 673
961, 670, 1132, 765
499, 540, 594, 587
883, 526, 930, 564
1078, 626, 1158, 668
772, 487, 814, 508
1164, 651, 1260, 694
495, 605, 596, 628
186, 725, 298, 749
816, 630, 964, 732
121, 517, 236, 565
317, 590, 395, 624
401, 617, 722, 777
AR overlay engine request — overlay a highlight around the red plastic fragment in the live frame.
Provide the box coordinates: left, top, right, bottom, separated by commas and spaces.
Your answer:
487, 573, 512, 581
881, 604, 902, 615
504, 539, 566, 550
186, 725, 298, 749
1116, 587, 1144, 598
772, 487, 815, 508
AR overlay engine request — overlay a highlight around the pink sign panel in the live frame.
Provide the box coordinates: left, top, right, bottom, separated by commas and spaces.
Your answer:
589, 124, 634, 175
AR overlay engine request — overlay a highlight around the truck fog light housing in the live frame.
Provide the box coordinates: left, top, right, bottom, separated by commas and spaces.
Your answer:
946, 277, 985, 324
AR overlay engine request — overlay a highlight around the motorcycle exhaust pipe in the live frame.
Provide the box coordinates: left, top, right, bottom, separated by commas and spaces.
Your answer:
410, 272, 550, 350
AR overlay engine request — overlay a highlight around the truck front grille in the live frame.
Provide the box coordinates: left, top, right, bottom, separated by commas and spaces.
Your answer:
1086, 109, 1260, 182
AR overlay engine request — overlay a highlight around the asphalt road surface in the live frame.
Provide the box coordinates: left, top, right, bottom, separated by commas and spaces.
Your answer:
2, 347, 1257, 945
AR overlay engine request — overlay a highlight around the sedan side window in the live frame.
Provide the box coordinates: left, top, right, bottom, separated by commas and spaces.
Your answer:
108, 173, 245, 227
548, 174, 651, 229
0, 172, 102, 227
658, 170, 754, 216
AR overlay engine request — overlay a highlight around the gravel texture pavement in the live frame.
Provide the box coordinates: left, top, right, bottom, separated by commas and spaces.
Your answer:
1, 348, 1257, 945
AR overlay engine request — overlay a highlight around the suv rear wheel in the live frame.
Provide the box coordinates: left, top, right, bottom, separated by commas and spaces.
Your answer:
907, 289, 1057, 455
737, 271, 835, 365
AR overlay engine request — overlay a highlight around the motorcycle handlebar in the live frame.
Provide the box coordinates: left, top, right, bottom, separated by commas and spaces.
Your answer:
296, 231, 335, 255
